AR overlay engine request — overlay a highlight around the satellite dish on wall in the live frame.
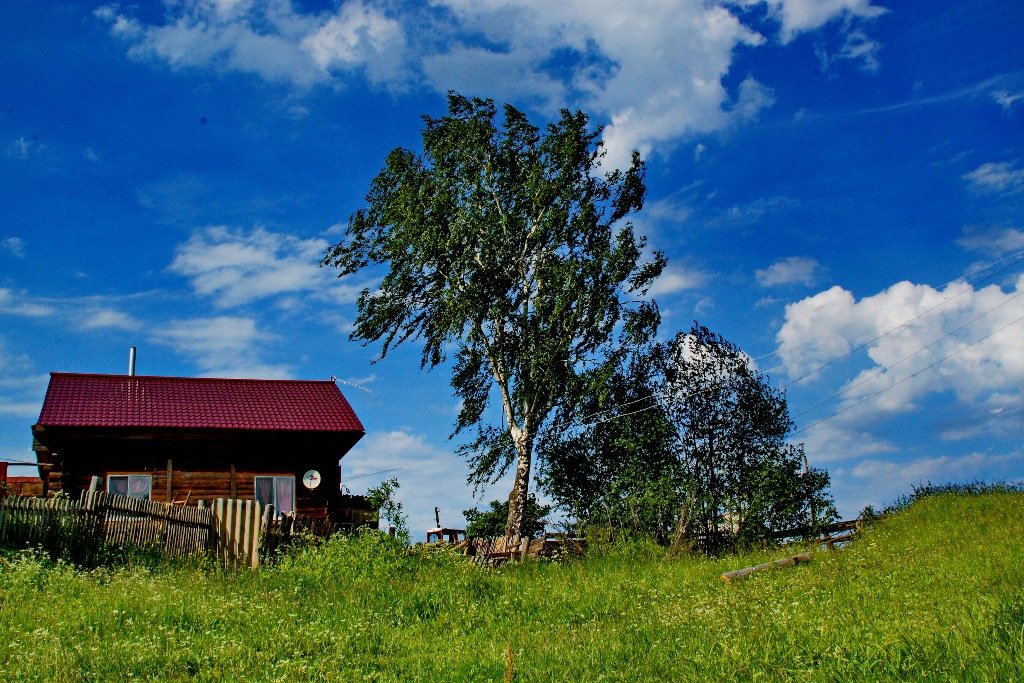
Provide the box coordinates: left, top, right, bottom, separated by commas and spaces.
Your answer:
302, 470, 321, 490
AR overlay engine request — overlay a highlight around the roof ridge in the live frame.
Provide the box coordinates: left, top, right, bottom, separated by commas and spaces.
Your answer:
36, 373, 364, 433
49, 372, 336, 384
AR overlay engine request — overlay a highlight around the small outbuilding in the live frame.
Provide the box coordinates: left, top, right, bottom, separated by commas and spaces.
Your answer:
31, 372, 371, 524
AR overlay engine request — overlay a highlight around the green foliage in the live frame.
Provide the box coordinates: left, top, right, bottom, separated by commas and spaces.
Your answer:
322, 92, 664, 538
538, 341, 683, 542
0, 492, 1021, 681
540, 323, 837, 552
880, 479, 1024, 515
463, 494, 551, 539
366, 477, 410, 543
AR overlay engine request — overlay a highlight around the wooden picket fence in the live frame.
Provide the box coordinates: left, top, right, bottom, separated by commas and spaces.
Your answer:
0, 493, 281, 569
211, 498, 262, 570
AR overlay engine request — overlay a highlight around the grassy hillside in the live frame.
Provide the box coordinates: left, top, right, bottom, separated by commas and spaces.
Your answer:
1, 492, 1022, 681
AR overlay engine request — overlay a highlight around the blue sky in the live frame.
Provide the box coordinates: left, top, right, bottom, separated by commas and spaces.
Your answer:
2, 0, 1021, 536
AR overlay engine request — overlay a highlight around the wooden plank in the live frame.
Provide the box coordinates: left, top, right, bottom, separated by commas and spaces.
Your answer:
721, 552, 813, 583
166, 459, 173, 503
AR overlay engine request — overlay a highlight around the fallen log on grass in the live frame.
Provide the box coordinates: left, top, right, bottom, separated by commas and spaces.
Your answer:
720, 552, 813, 583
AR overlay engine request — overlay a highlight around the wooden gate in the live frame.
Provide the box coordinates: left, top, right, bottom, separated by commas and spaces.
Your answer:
211, 498, 264, 569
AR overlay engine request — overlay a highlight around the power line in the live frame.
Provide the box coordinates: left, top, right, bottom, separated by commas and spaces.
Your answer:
792, 313, 1024, 436
771, 249, 1024, 388
749, 247, 1024, 373
343, 467, 403, 482
573, 253, 1024, 432
791, 289, 1024, 421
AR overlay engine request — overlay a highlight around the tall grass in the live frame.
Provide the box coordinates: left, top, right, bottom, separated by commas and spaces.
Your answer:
1, 492, 1021, 681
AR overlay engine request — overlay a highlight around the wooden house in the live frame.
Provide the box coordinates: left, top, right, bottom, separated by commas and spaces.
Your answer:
2, 476, 44, 497
31, 372, 372, 524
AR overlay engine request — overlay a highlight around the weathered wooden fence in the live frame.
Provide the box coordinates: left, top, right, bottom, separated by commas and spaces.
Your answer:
467, 534, 586, 565
86, 491, 216, 560
770, 518, 863, 548
211, 498, 262, 569
259, 512, 356, 559
0, 493, 301, 569
0, 492, 217, 566
0, 494, 101, 565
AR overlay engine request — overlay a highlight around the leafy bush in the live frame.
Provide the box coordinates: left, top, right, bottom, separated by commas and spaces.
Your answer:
879, 479, 1023, 515
463, 494, 551, 539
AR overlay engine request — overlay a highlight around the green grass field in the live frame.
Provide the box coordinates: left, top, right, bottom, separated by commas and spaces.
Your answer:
1, 491, 1022, 681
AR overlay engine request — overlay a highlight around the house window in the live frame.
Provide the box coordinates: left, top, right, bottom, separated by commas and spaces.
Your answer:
254, 476, 295, 517
107, 475, 151, 500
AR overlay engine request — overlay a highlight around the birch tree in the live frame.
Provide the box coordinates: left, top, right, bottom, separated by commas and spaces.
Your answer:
322, 93, 664, 539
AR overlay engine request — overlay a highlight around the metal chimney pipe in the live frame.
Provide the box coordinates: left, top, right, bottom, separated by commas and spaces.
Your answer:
129, 347, 137, 376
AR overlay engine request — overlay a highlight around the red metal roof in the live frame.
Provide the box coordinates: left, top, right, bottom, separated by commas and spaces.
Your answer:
35, 373, 365, 433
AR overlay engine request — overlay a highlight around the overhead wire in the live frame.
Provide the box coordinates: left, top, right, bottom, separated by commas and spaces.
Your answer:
792, 313, 1024, 436
791, 289, 1024, 422
767, 248, 1024, 388
748, 247, 1024, 374
570, 250, 1024, 432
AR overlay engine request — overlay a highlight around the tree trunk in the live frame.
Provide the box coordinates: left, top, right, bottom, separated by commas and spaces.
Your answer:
504, 435, 533, 540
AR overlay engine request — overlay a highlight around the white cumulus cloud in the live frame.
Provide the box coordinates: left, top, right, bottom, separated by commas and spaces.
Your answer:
778, 276, 1024, 463
648, 265, 708, 296
779, 276, 1024, 396
96, 1, 885, 171
96, 1, 404, 89
760, 0, 887, 43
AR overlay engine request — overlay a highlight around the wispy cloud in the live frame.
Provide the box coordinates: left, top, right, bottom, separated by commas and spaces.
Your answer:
342, 428, 513, 536
830, 449, 1024, 517
991, 89, 1024, 113
962, 161, 1024, 196
710, 195, 801, 228
169, 225, 363, 309
957, 226, 1024, 257
151, 315, 291, 378
5, 136, 46, 160
756, 256, 821, 287
1, 237, 25, 258
811, 74, 1018, 119
79, 309, 142, 332
0, 339, 48, 419
0, 289, 55, 317
814, 19, 883, 76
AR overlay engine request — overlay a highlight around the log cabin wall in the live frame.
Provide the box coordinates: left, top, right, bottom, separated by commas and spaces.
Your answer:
34, 427, 357, 521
